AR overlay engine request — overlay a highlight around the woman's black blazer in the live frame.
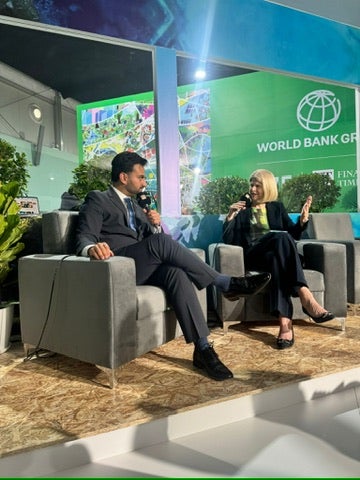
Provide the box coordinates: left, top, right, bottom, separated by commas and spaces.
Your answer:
222, 201, 306, 251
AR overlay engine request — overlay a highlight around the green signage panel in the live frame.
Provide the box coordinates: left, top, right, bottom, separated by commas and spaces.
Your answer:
211, 72, 356, 211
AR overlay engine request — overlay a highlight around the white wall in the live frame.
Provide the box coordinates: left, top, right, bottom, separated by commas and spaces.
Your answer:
0, 62, 80, 212
0, 62, 78, 154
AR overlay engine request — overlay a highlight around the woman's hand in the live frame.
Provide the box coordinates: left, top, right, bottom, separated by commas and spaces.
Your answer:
300, 195, 312, 226
226, 200, 248, 221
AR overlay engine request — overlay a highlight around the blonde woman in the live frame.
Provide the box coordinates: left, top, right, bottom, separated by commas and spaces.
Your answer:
223, 169, 334, 349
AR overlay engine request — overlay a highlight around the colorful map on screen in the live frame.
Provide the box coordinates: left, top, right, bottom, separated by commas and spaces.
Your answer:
77, 87, 211, 211
78, 93, 157, 192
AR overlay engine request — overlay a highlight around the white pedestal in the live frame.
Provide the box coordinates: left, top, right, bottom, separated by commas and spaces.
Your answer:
0, 304, 14, 354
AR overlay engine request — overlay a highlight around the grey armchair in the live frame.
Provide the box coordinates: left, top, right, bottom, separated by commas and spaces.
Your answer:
18, 210, 207, 387
306, 213, 360, 304
208, 240, 347, 334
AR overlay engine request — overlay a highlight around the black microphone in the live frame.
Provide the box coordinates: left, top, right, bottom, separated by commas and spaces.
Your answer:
136, 191, 152, 211
239, 192, 252, 209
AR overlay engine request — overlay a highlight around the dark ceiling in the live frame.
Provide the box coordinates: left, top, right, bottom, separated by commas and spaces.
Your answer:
0, 22, 253, 104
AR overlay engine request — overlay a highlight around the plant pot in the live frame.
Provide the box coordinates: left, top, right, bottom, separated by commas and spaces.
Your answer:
0, 304, 14, 354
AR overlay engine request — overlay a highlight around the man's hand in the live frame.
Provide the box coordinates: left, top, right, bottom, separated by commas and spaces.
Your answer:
88, 242, 114, 260
145, 209, 161, 227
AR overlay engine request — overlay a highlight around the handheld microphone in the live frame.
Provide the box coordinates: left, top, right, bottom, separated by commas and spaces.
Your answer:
239, 193, 252, 209
136, 191, 152, 211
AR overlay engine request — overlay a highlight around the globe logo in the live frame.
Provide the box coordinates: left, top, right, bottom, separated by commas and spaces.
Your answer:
296, 90, 341, 132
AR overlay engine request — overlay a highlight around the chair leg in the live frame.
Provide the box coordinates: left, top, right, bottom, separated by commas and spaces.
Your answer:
96, 365, 117, 389
338, 317, 346, 332
23, 343, 34, 357
222, 320, 242, 334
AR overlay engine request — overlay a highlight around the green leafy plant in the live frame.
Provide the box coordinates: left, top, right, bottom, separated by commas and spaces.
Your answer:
341, 186, 357, 212
0, 182, 27, 303
68, 159, 111, 202
279, 173, 341, 213
195, 176, 249, 214
0, 138, 30, 196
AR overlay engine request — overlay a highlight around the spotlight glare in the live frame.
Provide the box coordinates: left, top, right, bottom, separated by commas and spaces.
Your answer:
194, 69, 206, 80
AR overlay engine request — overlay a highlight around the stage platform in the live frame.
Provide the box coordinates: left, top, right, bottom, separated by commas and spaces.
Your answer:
0, 312, 359, 477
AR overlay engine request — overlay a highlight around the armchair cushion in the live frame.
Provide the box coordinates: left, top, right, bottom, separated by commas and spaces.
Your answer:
307, 213, 354, 241
42, 210, 79, 254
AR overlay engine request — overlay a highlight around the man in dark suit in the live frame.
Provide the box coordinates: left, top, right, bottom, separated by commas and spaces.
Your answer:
75, 151, 270, 381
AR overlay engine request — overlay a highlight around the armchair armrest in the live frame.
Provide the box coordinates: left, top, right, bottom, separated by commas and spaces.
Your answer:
208, 243, 246, 332
334, 240, 360, 304
298, 241, 347, 318
19, 254, 138, 369
208, 243, 245, 276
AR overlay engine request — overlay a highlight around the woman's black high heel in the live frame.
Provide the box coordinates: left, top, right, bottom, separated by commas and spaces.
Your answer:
276, 327, 294, 350
302, 307, 335, 323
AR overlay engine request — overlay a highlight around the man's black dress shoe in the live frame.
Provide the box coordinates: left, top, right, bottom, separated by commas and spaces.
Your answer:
193, 344, 233, 381
302, 307, 335, 323
223, 272, 271, 301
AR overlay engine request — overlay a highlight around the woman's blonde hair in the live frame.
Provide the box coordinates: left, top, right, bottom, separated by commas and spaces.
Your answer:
249, 169, 278, 203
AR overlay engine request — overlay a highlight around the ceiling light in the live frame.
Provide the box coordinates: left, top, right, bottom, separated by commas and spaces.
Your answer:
194, 68, 206, 80
29, 104, 43, 123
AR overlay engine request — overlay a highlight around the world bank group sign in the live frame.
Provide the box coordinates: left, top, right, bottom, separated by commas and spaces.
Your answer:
211, 72, 356, 211
256, 89, 355, 157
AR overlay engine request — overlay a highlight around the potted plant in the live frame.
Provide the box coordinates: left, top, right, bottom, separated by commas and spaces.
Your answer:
279, 173, 341, 212
0, 138, 30, 196
195, 176, 249, 214
65, 159, 111, 206
0, 181, 27, 353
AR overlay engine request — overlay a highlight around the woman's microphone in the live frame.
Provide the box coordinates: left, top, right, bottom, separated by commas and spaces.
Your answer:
240, 193, 252, 209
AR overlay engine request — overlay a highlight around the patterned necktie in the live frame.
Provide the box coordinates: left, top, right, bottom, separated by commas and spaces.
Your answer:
124, 197, 137, 231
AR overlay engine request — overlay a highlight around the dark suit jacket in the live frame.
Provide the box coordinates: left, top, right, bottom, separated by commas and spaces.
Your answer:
75, 187, 154, 255
222, 201, 307, 251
